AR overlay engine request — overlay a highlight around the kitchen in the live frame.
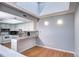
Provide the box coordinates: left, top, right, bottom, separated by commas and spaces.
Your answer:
0, 11, 38, 53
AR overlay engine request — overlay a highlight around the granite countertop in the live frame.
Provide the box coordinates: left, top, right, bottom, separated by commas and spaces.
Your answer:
12, 36, 38, 40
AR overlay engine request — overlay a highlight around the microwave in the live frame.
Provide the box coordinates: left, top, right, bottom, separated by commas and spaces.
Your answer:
9, 31, 19, 35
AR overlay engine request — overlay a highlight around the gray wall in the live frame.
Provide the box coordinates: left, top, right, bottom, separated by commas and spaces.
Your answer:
75, 4, 79, 56
36, 13, 74, 51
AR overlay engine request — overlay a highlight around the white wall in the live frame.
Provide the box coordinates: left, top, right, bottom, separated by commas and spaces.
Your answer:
36, 13, 74, 51
75, 4, 79, 56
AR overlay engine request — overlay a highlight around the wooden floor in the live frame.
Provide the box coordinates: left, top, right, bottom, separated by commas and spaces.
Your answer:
2, 43, 74, 57
2, 42, 11, 48
21, 46, 74, 57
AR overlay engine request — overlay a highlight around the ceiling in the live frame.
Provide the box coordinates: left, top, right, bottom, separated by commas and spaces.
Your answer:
16, 2, 69, 16
0, 11, 32, 24
2, 2, 77, 18
0, 2, 77, 24
15, 2, 77, 18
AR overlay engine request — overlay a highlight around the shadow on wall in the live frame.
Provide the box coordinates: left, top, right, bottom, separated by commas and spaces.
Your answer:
0, 54, 4, 57
36, 37, 45, 46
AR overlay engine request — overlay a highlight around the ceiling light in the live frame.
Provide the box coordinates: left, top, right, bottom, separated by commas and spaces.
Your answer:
57, 19, 63, 25
2, 19, 23, 24
44, 21, 49, 26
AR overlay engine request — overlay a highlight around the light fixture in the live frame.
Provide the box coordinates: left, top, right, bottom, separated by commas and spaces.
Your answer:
44, 21, 49, 26
2, 19, 23, 24
57, 19, 63, 25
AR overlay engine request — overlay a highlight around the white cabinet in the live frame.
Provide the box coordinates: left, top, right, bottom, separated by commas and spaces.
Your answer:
0, 23, 17, 31
0, 24, 10, 29
11, 37, 36, 52
10, 25, 17, 31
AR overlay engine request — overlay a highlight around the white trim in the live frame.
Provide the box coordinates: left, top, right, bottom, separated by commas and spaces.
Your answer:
37, 45, 75, 55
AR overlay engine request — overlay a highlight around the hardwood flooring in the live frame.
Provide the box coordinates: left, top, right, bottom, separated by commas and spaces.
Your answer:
21, 46, 74, 57
2, 43, 74, 57
2, 42, 11, 48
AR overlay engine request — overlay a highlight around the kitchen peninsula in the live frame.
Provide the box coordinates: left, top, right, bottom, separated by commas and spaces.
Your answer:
11, 31, 38, 52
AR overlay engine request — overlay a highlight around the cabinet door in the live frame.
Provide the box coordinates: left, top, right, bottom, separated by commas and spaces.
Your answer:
0, 24, 10, 29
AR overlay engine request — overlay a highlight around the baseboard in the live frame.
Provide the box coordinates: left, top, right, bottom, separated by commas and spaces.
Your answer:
37, 45, 75, 55
74, 49, 79, 57
19, 44, 36, 53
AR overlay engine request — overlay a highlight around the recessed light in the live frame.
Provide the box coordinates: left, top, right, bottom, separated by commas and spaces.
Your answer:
44, 21, 49, 26
57, 19, 63, 25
